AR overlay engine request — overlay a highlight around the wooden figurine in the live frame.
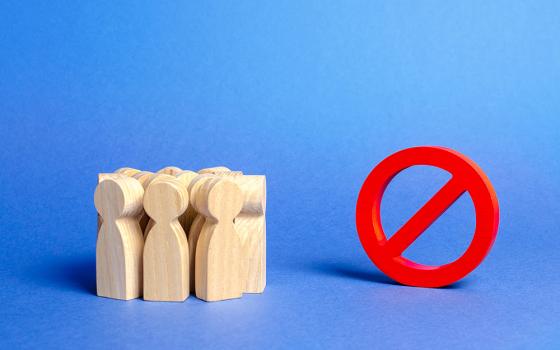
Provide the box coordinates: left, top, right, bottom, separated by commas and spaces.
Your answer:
95, 175, 145, 300
234, 175, 267, 294
216, 173, 267, 293
186, 174, 213, 292
192, 177, 244, 301
143, 177, 190, 301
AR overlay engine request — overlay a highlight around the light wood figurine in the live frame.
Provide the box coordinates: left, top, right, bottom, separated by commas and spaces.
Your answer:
187, 174, 213, 292
192, 177, 244, 301
216, 173, 267, 293
143, 177, 190, 301
233, 175, 267, 294
95, 175, 145, 300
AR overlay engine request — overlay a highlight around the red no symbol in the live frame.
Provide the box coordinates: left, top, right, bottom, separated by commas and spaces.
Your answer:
355, 146, 499, 287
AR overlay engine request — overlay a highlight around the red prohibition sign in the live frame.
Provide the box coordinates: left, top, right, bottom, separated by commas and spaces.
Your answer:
356, 146, 499, 287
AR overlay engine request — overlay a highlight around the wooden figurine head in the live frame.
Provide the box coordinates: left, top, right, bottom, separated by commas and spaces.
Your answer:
114, 167, 142, 177
192, 178, 243, 223
157, 166, 183, 176
144, 177, 189, 223
94, 175, 144, 221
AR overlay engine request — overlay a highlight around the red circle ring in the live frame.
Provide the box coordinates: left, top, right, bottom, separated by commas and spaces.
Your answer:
355, 146, 500, 287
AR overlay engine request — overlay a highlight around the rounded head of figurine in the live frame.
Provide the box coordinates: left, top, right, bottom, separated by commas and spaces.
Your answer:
114, 167, 141, 177
194, 178, 243, 222
94, 176, 144, 219
143, 178, 189, 222
157, 166, 183, 176
198, 166, 231, 175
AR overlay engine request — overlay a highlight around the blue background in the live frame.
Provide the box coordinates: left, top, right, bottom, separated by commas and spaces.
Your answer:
1, 1, 559, 348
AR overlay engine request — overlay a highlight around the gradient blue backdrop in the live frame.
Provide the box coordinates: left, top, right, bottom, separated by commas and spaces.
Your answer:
1, 1, 559, 349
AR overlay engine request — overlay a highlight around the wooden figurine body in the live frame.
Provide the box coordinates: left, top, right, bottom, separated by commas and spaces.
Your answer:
235, 214, 266, 293
186, 174, 214, 293
187, 215, 205, 292
143, 177, 190, 301
95, 175, 145, 300
235, 175, 267, 293
192, 177, 244, 301
215, 173, 267, 293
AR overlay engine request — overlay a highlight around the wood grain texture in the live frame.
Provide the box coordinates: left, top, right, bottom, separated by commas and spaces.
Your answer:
216, 173, 267, 293
186, 174, 213, 292
95, 175, 145, 300
157, 166, 183, 175
187, 215, 205, 293
115, 167, 142, 177
236, 175, 266, 293
98, 168, 141, 232
198, 166, 232, 174
97, 173, 123, 233
143, 173, 175, 238
132, 171, 154, 232
236, 215, 266, 293
175, 170, 199, 236
191, 177, 244, 301
143, 177, 190, 301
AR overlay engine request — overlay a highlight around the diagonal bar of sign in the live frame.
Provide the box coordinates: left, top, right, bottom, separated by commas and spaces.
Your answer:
385, 176, 466, 257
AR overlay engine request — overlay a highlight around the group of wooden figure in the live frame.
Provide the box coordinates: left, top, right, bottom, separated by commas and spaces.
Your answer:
94, 166, 266, 302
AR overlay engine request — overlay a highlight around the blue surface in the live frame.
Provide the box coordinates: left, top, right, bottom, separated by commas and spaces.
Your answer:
1, 1, 559, 348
